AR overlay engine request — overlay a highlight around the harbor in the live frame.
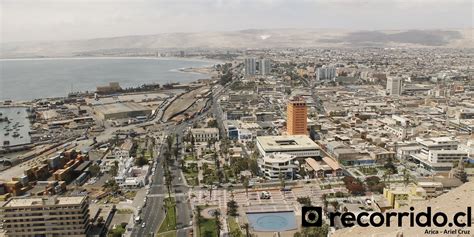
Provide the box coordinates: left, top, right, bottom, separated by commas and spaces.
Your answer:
0, 107, 32, 150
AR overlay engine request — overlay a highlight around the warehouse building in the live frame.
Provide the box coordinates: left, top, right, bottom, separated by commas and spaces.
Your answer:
93, 102, 152, 120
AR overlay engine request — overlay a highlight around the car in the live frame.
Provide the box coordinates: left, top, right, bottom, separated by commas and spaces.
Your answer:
141, 222, 146, 228
260, 191, 271, 199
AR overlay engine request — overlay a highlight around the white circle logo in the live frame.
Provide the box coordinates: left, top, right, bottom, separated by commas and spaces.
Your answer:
305, 210, 320, 224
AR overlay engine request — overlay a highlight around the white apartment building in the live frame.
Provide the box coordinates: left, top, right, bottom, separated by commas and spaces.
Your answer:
258, 153, 298, 180
191, 128, 220, 142
244, 58, 257, 75
260, 59, 271, 75
410, 137, 468, 172
113, 156, 149, 188
386, 77, 403, 96
316, 66, 336, 81
0, 196, 90, 237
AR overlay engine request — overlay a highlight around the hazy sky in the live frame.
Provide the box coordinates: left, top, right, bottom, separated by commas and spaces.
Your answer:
1, 0, 472, 43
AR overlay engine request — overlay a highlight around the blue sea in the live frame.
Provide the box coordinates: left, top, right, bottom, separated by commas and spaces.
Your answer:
0, 57, 216, 101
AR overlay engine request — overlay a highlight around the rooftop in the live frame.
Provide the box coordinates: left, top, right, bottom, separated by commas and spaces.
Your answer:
256, 135, 320, 152
2, 196, 87, 208
94, 102, 151, 114
191, 128, 219, 133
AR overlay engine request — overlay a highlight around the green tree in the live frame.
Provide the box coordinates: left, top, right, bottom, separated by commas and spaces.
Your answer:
279, 170, 286, 190
89, 163, 101, 177
207, 119, 218, 128
242, 223, 250, 237
215, 210, 222, 237
103, 179, 120, 193
243, 177, 250, 198
135, 156, 148, 167
296, 196, 311, 207
108, 225, 125, 237
109, 161, 119, 177
403, 168, 411, 187
195, 206, 202, 237
227, 200, 239, 216
294, 225, 329, 237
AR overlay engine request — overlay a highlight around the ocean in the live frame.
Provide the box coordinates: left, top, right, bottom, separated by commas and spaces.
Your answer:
0, 57, 216, 101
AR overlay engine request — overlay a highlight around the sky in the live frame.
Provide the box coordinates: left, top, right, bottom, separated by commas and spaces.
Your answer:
1, 0, 472, 43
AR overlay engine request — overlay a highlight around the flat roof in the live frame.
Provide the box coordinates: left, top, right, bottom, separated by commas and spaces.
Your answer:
2, 196, 86, 208
263, 153, 295, 163
191, 128, 219, 133
94, 102, 151, 115
257, 135, 319, 152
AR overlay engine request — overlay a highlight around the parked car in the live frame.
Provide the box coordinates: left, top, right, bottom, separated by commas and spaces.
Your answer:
260, 191, 271, 199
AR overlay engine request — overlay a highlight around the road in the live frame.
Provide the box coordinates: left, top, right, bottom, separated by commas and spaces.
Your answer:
130, 104, 212, 237
131, 142, 167, 237
129, 82, 230, 236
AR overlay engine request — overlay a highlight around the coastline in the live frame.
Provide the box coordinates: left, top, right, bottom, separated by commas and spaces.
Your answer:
176, 66, 215, 75
0, 56, 219, 64
0, 57, 220, 103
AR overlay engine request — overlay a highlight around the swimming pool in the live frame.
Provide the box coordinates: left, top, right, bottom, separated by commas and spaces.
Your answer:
246, 211, 297, 232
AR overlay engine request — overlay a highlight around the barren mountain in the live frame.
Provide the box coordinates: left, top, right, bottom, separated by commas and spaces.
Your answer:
1, 28, 472, 58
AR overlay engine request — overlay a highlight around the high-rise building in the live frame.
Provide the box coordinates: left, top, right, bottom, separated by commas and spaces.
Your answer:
287, 99, 308, 135
244, 58, 257, 75
316, 66, 336, 81
386, 77, 403, 96
0, 196, 90, 237
260, 59, 271, 75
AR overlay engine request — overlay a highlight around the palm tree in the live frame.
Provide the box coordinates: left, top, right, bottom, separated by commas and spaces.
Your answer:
279, 169, 286, 190
403, 168, 410, 187
174, 134, 180, 161
195, 206, 202, 237
206, 181, 215, 200
321, 194, 328, 213
227, 185, 234, 200
166, 135, 174, 153
243, 177, 250, 198
242, 223, 250, 237
384, 169, 392, 189
164, 170, 173, 198
215, 210, 222, 237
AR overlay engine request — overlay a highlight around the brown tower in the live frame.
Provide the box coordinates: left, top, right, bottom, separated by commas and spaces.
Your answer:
287, 99, 308, 135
